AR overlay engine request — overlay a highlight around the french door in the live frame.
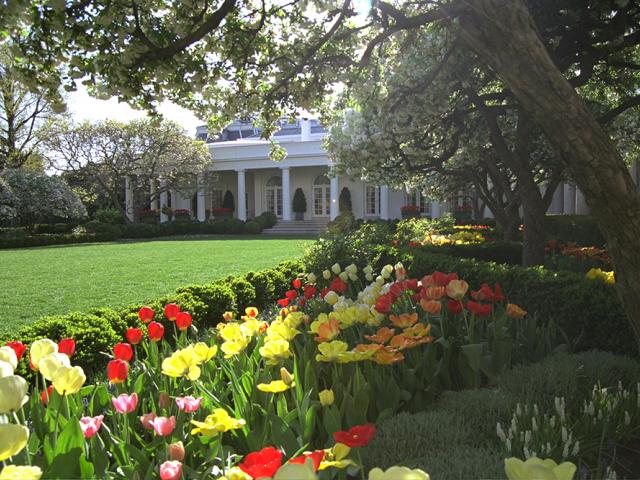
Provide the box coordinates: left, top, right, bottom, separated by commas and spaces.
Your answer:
266, 186, 283, 217
313, 185, 330, 216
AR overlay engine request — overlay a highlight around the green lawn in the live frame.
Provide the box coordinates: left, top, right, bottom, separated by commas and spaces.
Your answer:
0, 235, 313, 334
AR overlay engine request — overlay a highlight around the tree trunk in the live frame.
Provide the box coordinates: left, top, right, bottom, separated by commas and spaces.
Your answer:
458, 0, 640, 351
521, 196, 547, 266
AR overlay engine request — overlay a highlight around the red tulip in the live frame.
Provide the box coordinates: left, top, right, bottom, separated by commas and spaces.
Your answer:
333, 424, 376, 448
285, 289, 298, 300
467, 301, 492, 317
303, 285, 317, 299
292, 278, 302, 289
107, 359, 129, 384
239, 447, 283, 479
58, 338, 76, 358
148, 322, 165, 342
41, 385, 54, 405
5, 341, 26, 361
277, 298, 289, 308
290, 450, 325, 471
330, 277, 348, 293
138, 306, 155, 323
175, 312, 192, 331
113, 343, 133, 362
164, 303, 180, 321
374, 293, 394, 313
447, 299, 464, 315
126, 328, 143, 345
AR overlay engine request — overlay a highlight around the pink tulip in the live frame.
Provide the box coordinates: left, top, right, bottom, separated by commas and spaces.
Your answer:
149, 416, 176, 437
79, 415, 104, 438
159, 460, 182, 480
111, 392, 138, 414
175, 396, 203, 413
140, 412, 157, 430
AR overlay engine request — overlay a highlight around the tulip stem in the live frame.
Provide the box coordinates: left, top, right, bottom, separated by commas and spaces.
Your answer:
53, 393, 63, 445
356, 450, 366, 480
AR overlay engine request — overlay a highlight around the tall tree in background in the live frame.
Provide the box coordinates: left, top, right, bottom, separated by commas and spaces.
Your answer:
2, 0, 639, 345
45, 119, 211, 222
0, 44, 63, 171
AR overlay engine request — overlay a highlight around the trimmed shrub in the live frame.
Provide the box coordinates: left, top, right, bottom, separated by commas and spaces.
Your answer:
419, 241, 523, 265
255, 212, 277, 229
338, 187, 352, 212
244, 271, 276, 308
292, 187, 307, 214
11, 313, 120, 380
362, 408, 504, 480
222, 190, 235, 211
244, 220, 262, 234
175, 283, 236, 328
497, 351, 640, 409
546, 214, 605, 247
33, 223, 77, 234
94, 207, 125, 224
228, 277, 257, 314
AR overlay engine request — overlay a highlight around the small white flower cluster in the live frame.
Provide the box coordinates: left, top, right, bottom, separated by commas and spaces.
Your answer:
497, 382, 640, 465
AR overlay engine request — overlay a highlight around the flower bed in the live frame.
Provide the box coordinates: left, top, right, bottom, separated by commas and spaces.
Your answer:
1, 261, 569, 479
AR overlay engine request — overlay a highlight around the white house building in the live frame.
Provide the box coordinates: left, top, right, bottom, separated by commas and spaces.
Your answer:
128, 117, 640, 229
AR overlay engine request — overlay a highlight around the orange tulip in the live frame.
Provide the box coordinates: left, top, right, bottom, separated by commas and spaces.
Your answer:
315, 318, 341, 343
403, 323, 432, 339
364, 327, 395, 344
354, 343, 383, 354
420, 299, 442, 315
446, 279, 469, 300
373, 348, 405, 365
506, 303, 527, 319
423, 286, 445, 300
389, 334, 415, 350
389, 313, 418, 328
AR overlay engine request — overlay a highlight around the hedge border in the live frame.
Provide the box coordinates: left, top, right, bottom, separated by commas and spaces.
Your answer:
0, 259, 303, 381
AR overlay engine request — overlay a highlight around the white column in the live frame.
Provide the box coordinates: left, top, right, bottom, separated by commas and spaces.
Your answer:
576, 189, 590, 215
329, 175, 339, 220
237, 169, 247, 221
159, 180, 168, 223
150, 179, 159, 211
549, 183, 564, 214
380, 186, 389, 220
125, 176, 134, 222
563, 183, 576, 215
197, 173, 206, 222
282, 167, 291, 221
431, 201, 441, 219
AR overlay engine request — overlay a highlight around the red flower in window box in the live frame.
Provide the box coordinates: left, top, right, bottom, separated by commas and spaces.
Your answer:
401, 205, 420, 213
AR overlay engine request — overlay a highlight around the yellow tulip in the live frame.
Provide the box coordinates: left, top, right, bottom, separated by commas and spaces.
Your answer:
446, 279, 469, 300
280, 367, 294, 386
319, 389, 334, 407
221, 467, 252, 480
0, 465, 42, 480
192, 343, 218, 363
219, 323, 247, 343
319, 443, 355, 471
259, 339, 291, 365
0, 424, 29, 461
368, 466, 430, 480
162, 355, 201, 381
0, 361, 14, 378
273, 459, 317, 480
221, 338, 249, 358
29, 339, 58, 371
51, 365, 86, 395
38, 353, 71, 382
283, 312, 306, 329
315, 340, 349, 362
257, 380, 292, 393
0, 375, 29, 413
266, 322, 299, 342
0, 347, 17, 370
190, 408, 245, 436
504, 457, 576, 480
324, 291, 339, 306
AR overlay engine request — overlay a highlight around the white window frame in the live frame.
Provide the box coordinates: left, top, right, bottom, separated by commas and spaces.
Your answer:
365, 185, 380, 216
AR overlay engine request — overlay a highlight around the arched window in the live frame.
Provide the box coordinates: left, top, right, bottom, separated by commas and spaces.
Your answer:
265, 176, 283, 217
314, 174, 330, 185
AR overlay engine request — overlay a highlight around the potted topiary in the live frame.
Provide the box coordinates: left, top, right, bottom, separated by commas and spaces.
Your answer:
222, 190, 235, 217
339, 187, 352, 213
292, 187, 307, 220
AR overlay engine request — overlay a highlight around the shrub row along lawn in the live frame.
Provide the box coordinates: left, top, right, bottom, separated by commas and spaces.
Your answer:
0, 236, 312, 334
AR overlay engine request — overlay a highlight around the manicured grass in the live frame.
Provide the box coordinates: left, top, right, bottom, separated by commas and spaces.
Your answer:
0, 235, 313, 334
